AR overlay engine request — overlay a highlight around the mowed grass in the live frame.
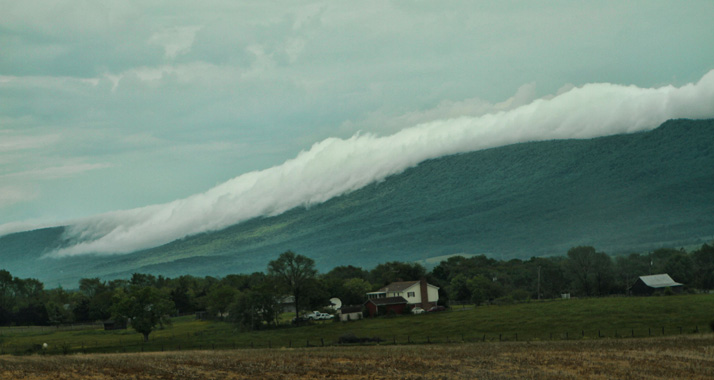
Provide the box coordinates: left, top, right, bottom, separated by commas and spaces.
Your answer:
2, 294, 713, 355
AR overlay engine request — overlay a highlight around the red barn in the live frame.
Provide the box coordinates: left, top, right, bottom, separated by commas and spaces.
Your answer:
364, 296, 408, 317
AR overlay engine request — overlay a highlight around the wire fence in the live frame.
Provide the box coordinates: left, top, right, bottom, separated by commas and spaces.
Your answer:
0, 325, 707, 356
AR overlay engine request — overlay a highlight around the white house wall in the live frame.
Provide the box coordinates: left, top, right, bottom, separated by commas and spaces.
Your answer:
394, 284, 439, 305
427, 286, 439, 303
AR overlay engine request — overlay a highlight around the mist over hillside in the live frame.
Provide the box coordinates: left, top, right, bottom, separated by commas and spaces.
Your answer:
1, 118, 712, 287
4, 69, 712, 259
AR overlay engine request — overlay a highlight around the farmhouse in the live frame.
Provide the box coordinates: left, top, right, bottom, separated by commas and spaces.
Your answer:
366, 278, 439, 311
630, 274, 683, 295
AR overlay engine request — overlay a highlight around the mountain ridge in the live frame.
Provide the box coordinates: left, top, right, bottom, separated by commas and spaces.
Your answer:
2, 118, 713, 287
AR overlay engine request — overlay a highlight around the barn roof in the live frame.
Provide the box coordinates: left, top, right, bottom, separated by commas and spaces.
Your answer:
365, 296, 408, 306
339, 305, 363, 313
638, 274, 683, 288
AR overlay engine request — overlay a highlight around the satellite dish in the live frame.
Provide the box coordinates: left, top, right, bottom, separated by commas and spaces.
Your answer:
329, 297, 342, 309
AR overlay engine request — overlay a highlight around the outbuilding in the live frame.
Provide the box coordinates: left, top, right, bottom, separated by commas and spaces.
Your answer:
364, 297, 408, 317
630, 274, 683, 295
103, 319, 127, 330
337, 305, 364, 321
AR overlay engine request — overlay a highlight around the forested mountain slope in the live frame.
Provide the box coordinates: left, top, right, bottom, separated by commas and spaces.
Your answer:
1, 119, 713, 287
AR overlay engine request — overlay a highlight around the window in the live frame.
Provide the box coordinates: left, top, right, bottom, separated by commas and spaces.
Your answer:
407, 291, 415, 298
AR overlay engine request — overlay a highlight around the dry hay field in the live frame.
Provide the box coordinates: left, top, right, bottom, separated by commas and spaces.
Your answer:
1, 335, 713, 380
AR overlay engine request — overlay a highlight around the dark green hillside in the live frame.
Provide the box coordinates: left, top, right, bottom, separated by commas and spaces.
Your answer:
2, 119, 713, 286
0, 227, 66, 279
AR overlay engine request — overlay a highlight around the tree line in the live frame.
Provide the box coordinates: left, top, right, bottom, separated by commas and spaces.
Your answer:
1, 244, 713, 338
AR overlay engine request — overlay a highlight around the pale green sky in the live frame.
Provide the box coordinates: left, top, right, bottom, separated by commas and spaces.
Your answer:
1, 0, 713, 231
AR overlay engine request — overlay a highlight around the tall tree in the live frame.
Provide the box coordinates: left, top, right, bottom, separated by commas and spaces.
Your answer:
206, 284, 238, 319
267, 251, 317, 321
112, 286, 175, 342
692, 244, 714, 289
566, 246, 597, 296
341, 278, 372, 305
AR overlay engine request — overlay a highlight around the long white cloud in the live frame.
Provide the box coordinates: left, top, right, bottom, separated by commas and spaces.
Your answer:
31, 69, 714, 256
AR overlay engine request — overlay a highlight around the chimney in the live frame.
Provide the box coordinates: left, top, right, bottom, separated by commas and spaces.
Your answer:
420, 277, 429, 310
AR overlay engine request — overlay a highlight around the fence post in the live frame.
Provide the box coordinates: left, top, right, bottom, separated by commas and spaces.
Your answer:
631, 329, 634, 337
321, 338, 324, 347
269, 340, 271, 349
661, 327, 664, 335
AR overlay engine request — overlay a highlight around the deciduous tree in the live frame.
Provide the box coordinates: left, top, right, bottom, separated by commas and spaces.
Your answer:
112, 286, 175, 342
267, 251, 317, 321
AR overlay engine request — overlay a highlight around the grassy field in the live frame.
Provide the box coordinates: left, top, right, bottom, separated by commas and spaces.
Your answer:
1, 335, 713, 379
1, 294, 713, 355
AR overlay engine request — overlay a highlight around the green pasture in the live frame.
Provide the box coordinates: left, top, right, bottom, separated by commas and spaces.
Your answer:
2, 294, 713, 355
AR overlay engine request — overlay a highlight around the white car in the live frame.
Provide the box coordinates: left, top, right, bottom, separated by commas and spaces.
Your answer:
411, 307, 425, 314
305, 311, 321, 320
305, 311, 334, 320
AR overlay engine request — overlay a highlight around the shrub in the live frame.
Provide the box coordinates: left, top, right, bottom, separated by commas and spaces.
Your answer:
338, 333, 383, 344
338, 333, 360, 344
511, 289, 530, 301
492, 296, 515, 305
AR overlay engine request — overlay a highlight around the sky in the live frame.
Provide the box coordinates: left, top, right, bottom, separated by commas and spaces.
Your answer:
1, 1, 714, 254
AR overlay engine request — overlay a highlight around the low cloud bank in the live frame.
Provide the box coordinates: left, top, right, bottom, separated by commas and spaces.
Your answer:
32, 70, 714, 257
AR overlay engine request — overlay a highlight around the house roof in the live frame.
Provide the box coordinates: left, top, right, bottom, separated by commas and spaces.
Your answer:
378, 281, 420, 293
365, 296, 408, 306
638, 274, 683, 288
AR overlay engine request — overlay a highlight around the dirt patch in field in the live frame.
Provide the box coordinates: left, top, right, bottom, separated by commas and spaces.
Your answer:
1, 335, 713, 379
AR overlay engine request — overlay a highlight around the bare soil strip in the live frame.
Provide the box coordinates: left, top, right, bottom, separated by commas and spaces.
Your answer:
1, 335, 713, 379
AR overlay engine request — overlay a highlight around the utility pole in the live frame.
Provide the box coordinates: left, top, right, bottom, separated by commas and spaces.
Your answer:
537, 265, 541, 300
